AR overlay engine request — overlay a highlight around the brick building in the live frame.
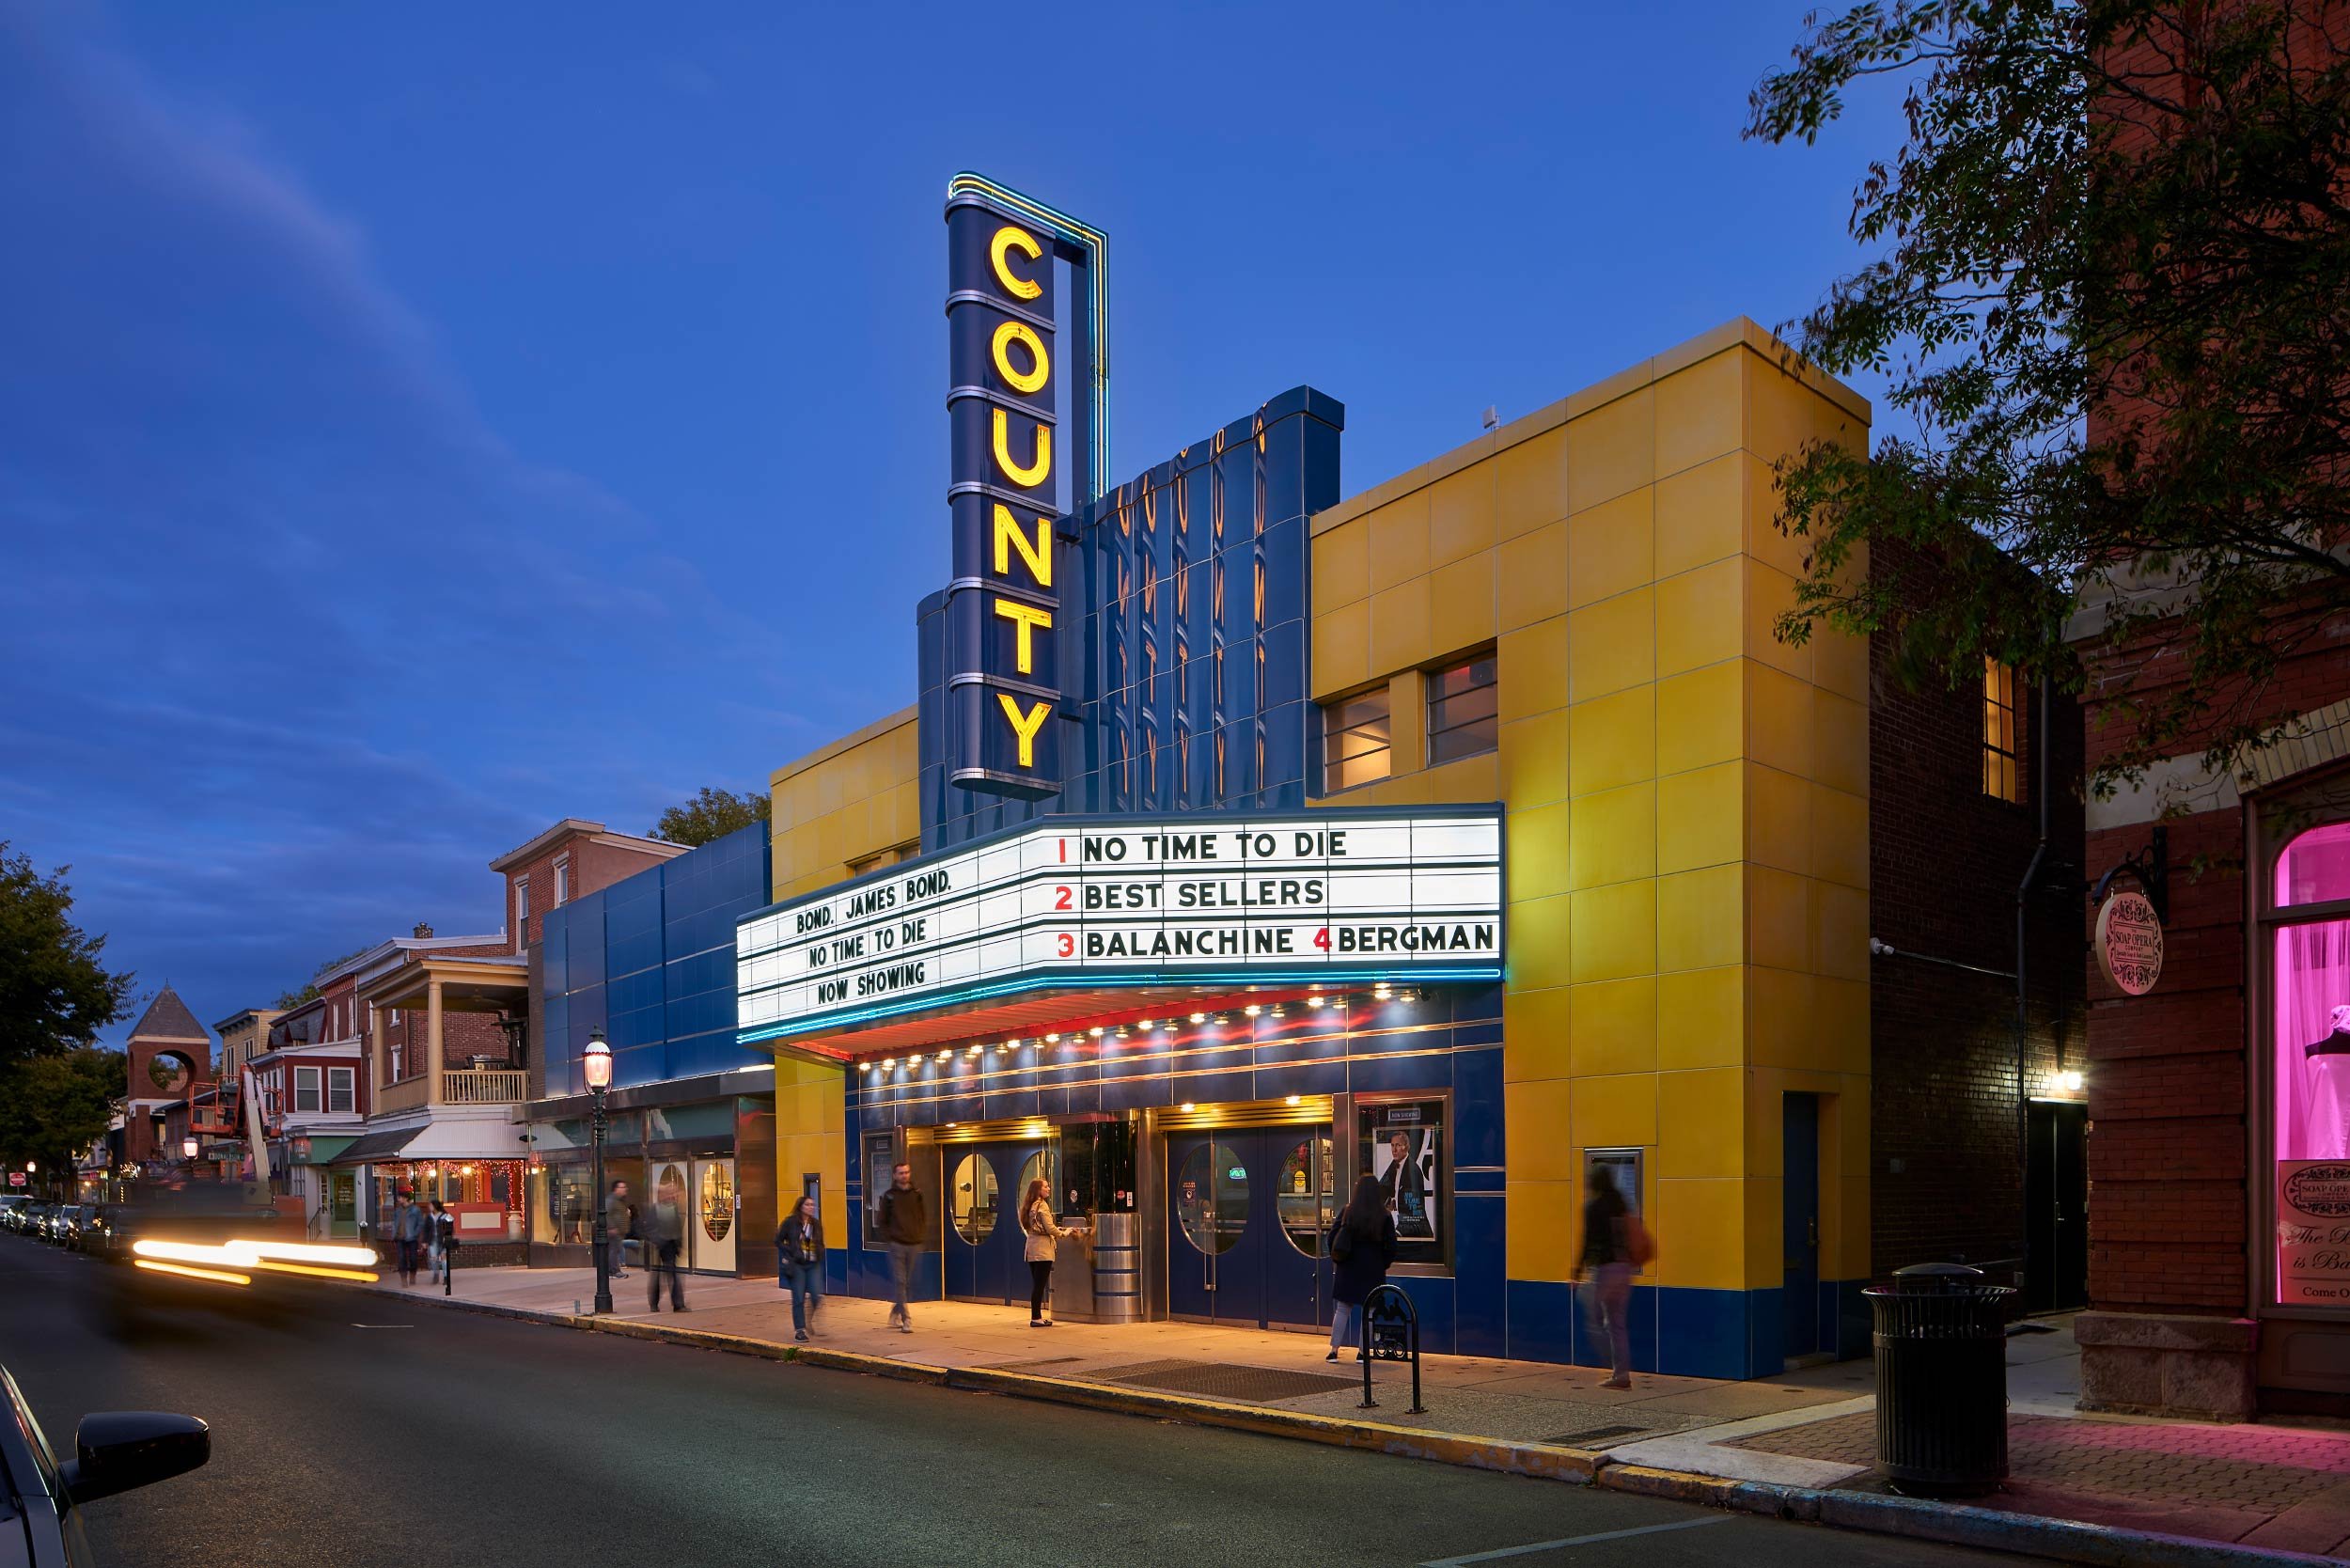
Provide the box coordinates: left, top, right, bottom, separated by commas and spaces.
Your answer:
121, 985, 212, 1168
1867, 546, 2089, 1309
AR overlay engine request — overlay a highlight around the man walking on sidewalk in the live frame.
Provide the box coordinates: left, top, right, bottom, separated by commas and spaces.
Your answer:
603, 1179, 633, 1281
876, 1162, 926, 1333
644, 1179, 687, 1313
390, 1190, 427, 1287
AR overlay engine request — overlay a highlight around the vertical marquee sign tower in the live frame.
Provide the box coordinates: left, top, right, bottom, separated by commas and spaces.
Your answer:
943, 174, 1106, 801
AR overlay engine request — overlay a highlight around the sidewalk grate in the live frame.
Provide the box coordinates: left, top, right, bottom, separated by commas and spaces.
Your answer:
1083, 1358, 1361, 1403
1543, 1424, 1651, 1446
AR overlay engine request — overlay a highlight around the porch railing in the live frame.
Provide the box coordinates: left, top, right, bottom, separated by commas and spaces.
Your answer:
441, 1069, 526, 1105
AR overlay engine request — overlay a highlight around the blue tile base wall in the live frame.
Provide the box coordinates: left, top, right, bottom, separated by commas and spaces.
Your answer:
1502, 1278, 1872, 1380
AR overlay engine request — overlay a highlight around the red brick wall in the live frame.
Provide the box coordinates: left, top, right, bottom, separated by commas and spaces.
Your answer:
1870, 603, 2086, 1283
497, 831, 678, 949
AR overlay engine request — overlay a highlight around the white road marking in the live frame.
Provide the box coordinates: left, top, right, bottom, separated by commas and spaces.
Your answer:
1421, 1514, 1731, 1565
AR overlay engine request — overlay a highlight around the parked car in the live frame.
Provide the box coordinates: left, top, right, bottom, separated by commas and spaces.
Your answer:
13, 1203, 55, 1239
0, 1362, 209, 1566
60, 1207, 103, 1252
40, 1206, 72, 1244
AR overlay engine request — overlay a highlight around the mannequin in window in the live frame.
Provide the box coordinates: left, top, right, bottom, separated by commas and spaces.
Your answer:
2302, 1003, 2350, 1159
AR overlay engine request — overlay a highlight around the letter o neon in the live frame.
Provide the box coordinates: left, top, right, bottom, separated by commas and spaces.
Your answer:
991, 320, 1049, 395
990, 225, 1044, 301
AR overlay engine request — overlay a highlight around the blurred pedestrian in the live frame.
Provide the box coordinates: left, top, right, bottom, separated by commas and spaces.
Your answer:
1018, 1179, 1075, 1327
390, 1189, 427, 1287
1575, 1164, 1646, 1389
1326, 1175, 1398, 1360
604, 1179, 633, 1280
776, 1193, 824, 1341
875, 1162, 926, 1333
645, 1179, 688, 1312
426, 1199, 452, 1283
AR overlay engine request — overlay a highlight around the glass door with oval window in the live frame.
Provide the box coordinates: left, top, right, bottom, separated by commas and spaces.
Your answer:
693, 1158, 737, 1274
1168, 1127, 1333, 1329
945, 1142, 1052, 1304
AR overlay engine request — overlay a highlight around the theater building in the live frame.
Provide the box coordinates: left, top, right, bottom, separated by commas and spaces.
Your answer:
737, 182, 2079, 1377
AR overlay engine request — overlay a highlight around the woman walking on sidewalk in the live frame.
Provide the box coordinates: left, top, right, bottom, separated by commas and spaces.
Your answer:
776, 1194, 824, 1341
1327, 1175, 1398, 1360
1574, 1164, 1646, 1389
1018, 1179, 1074, 1326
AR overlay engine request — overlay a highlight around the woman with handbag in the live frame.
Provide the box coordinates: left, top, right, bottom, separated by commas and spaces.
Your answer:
1018, 1179, 1075, 1326
1326, 1175, 1398, 1360
776, 1193, 824, 1341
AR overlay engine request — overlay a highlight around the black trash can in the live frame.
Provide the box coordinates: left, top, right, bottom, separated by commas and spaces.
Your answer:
1866, 1262, 2013, 1495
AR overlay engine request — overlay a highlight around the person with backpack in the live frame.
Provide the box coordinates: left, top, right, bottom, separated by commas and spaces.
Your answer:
1325, 1175, 1399, 1361
776, 1193, 824, 1341
1575, 1164, 1651, 1388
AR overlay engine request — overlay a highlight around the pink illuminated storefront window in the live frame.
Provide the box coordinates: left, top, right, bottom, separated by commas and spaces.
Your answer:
2272, 823, 2350, 1307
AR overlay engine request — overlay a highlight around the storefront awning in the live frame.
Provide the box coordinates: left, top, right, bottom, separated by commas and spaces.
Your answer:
328, 1128, 419, 1166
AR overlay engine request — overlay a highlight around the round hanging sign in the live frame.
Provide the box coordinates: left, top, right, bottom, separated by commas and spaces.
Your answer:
2094, 889, 2164, 996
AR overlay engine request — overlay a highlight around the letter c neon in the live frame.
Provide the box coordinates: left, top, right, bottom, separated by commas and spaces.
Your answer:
990, 225, 1044, 301
991, 320, 1049, 395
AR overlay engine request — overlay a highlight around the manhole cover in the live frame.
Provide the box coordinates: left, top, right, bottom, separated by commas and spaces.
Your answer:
1544, 1424, 1650, 1446
1096, 1358, 1360, 1403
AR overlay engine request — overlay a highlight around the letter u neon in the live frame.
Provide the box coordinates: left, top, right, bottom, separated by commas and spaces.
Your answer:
992, 410, 1050, 488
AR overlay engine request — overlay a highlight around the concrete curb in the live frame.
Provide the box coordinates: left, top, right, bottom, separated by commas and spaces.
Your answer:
381, 1288, 2335, 1568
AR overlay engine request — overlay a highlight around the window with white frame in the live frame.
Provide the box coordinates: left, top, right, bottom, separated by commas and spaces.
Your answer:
515, 876, 531, 940
554, 854, 571, 906
293, 1065, 321, 1113
328, 1066, 355, 1114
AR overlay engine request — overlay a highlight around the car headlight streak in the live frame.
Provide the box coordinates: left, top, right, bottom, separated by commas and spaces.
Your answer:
132, 1236, 379, 1282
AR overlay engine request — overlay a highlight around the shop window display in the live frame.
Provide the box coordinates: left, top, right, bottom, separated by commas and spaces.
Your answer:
2272, 823, 2350, 1306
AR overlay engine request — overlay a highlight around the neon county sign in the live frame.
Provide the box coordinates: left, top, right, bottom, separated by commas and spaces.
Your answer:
735, 808, 1503, 1043
942, 175, 1105, 802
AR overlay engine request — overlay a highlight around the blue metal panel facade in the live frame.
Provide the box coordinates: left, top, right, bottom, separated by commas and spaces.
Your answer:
919, 386, 1343, 850
540, 822, 771, 1096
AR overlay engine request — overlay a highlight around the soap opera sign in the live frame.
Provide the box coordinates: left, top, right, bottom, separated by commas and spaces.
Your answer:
944, 183, 1089, 799
734, 808, 1505, 1041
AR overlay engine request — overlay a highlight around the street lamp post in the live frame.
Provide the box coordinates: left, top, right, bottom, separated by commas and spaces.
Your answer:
584, 1030, 613, 1315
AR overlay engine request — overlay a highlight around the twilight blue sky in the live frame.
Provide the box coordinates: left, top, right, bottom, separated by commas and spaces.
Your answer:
0, 2, 1904, 1044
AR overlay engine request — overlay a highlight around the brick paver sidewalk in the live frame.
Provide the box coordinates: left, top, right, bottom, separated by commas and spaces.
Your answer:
1733, 1408, 2350, 1556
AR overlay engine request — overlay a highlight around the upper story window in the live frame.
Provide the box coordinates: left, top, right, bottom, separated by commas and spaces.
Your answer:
515, 876, 531, 939
293, 1065, 321, 1114
327, 1066, 355, 1114
1323, 685, 1392, 793
1428, 651, 1499, 766
1983, 658, 2024, 803
553, 854, 571, 906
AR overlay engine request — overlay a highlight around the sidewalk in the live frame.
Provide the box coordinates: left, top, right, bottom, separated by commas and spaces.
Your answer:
382, 1268, 2350, 1563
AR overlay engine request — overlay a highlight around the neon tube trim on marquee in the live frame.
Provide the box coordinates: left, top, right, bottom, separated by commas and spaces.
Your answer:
736, 808, 1503, 1043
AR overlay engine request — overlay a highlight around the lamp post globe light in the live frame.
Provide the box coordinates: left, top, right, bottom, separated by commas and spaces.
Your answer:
584, 1030, 614, 1315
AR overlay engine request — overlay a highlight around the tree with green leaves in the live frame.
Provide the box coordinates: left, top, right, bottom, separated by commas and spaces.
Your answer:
0, 842, 133, 1070
650, 786, 772, 848
1747, 0, 2350, 789
0, 1048, 126, 1181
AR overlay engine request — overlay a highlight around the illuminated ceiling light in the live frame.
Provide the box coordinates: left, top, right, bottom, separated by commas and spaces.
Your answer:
1089, 1026, 1105, 1038
1115, 1026, 1130, 1039
1137, 1018, 1154, 1029
1244, 1004, 1261, 1017
1269, 1004, 1286, 1019
1044, 1032, 1060, 1043
935, 1049, 952, 1062
1179, 1102, 1196, 1112
1188, 1011, 1207, 1025
1284, 1094, 1300, 1106
881, 1058, 897, 1070
858, 1061, 872, 1074
1307, 994, 1325, 1009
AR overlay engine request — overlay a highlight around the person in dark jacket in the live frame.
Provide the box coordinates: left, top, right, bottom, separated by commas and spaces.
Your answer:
1575, 1165, 1636, 1388
776, 1194, 824, 1341
643, 1180, 688, 1313
875, 1162, 927, 1333
1326, 1175, 1399, 1361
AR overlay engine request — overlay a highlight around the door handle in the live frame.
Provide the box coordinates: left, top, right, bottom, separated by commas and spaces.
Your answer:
1809, 1217, 1819, 1248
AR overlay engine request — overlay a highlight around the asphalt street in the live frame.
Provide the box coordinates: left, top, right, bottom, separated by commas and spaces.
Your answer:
0, 1236, 2019, 1568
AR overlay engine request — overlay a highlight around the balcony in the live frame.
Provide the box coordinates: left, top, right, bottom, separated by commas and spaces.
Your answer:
441, 1069, 526, 1105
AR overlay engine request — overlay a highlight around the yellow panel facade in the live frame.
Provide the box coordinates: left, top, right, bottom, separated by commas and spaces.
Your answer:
1306, 320, 1872, 1327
